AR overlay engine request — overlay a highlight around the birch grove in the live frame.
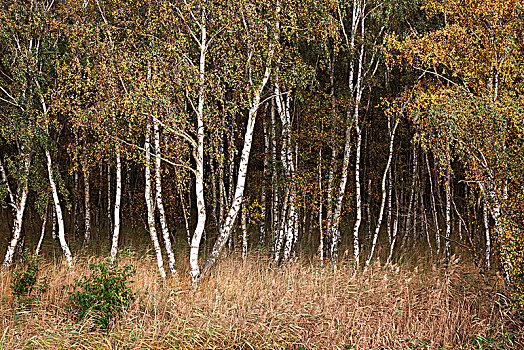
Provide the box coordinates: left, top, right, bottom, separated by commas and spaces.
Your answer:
0, 0, 522, 307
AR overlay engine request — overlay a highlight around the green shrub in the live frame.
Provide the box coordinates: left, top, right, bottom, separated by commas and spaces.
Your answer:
10, 250, 47, 304
69, 261, 136, 329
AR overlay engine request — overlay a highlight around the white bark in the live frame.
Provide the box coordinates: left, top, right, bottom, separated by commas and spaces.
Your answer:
319, 148, 324, 266
2, 154, 30, 268
483, 200, 491, 269
145, 118, 166, 279
107, 163, 112, 232
386, 205, 399, 265
331, 0, 369, 265
51, 206, 57, 240
274, 84, 297, 263
83, 167, 91, 245
110, 149, 122, 262
35, 203, 47, 257
480, 183, 511, 284
445, 165, 451, 260
366, 118, 398, 266
270, 99, 280, 252
259, 117, 269, 245
73, 169, 80, 238
154, 118, 177, 276
352, 110, 362, 266
200, 38, 275, 277
189, 7, 208, 283
46, 149, 72, 267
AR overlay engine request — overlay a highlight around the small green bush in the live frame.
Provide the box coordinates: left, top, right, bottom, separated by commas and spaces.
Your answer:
10, 250, 47, 304
69, 261, 136, 329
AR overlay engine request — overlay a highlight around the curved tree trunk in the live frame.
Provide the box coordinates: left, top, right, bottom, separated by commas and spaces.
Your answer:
154, 117, 177, 276
366, 118, 398, 265
83, 167, 91, 246
2, 153, 31, 268
46, 149, 72, 267
145, 118, 166, 279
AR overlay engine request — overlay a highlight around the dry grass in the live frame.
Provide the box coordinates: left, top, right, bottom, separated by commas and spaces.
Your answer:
0, 251, 522, 350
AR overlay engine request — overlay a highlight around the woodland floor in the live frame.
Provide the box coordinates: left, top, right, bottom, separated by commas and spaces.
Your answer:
0, 248, 523, 350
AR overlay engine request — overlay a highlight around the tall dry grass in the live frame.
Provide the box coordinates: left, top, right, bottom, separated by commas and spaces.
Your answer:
0, 251, 521, 349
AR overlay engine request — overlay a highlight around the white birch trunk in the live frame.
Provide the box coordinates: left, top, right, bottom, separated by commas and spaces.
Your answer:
366, 118, 398, 265
483, 200, 491, 269
200, 46, 275, 277
73, 169, 80, 237
83, 167, 91, 245
270, 99, 280, 251
274, 85, 296, 263
51, 206, 57, 240
46, 149, 72, 267
386, 208, 399, 265
145, 118, 166, 279
480, 183, 511, 284
259, 117, 269, 245
110, 149, 122, 262
319, 148, 324, 266
35, 203, 47, 257
154, 117, 177, 276
352, 111, 362, 266
2, 154, 30, 267
445, 165, 452, 261
189, 7, 208, 284
107, 163, 112, 233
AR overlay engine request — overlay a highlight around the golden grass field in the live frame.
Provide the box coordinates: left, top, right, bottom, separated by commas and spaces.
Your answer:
0, 251, 522, 349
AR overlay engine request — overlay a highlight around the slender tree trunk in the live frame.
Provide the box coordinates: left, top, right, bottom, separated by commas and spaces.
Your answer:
51, 206, 57, 240
83, 166, 91, 246
107, 163, 112, 234
154, 117, 177, 276
189, 8, 208, 283
259, 116, 269, 246
110, 149, 122, 262
352, 110, 362, 266
366, 118, 398, 265
73, 169, 80, 238
445, 165, 452, 261
144, 118, 166, 279
199, 25, 276, 277
483, 200, 491, 269
2, 154, 31, 268
270, 99, 280, 252
35, 202, 48, 257
46, 149, 72, 267
274, 86, 296, 263
423, 190, 433, 257
319, 148, 324, 266
386, 204, 400, 265
97, 163, 102, 229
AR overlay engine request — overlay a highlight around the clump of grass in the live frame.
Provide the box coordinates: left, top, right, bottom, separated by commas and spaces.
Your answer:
0, 252, 522, 349
10, 250, 48, 306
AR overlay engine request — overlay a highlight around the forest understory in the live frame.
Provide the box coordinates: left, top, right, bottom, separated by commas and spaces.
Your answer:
1, 0, 524, 348
1, 231, 523, 350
